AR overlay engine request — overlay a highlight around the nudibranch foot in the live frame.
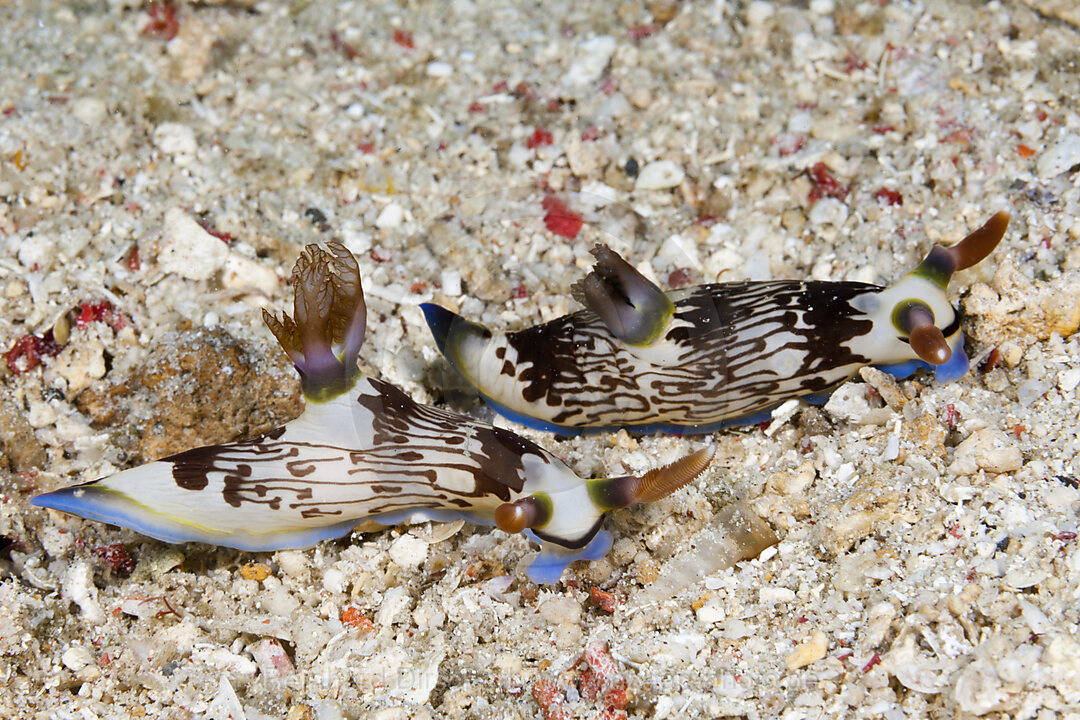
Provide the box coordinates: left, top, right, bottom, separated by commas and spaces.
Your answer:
34, 241, 714, 582
423, 212, 1009, 434
524, 529, 613, 585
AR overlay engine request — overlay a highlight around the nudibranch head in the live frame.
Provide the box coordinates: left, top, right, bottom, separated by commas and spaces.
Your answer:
263, 242, 367, 403
870, 210, 1009, 372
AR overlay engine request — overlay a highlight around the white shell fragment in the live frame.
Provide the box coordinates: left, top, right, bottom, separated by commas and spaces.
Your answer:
61, 645, 94, 672
635, 161, 685, 190
158, 208, 230, 281
375, 202, 405, 229
152, 122, 198, 163
222, 253, 279, 296
785, 631, 827, 670
563, 35, 616, 87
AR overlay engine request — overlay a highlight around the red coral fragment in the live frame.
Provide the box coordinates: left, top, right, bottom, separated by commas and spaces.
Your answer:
77, 300, 111, 328
467, 101, 485, 113
581, 124, 601, 142
843, 50, 868, 73
510, 283, 528, 300
940, 127, 974, 145
527, 127, 554, 149
75, 300, 128, 332
95, 543, 135, 575
125, 245, 141, 271
589, 586, 619, 612
981, 347, 1002, 373
358, 141, 375, 154
341, 606, 375, 631
329, 30, 361, 60
5, 331, 63, 375
541, 196, 584, 239
144, 1, 179, 42
807, 162, 848, 203
578, 642, 628, 711
944, 403, 958, 431
532, 679, 570, 720
1017, 144, 1036, 158
628, 24, 659, 40
197, 218, 232, 243
392, 28, 415, 49
862, 652, 882, 672
873, 187, 903, 206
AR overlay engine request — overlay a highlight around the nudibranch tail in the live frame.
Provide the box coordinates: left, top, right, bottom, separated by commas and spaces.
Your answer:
30, 442, 364, 552
419, 302, 491, 385
570, 244, 675, 346
263, 242, 367, 402
587, 445, 715, 511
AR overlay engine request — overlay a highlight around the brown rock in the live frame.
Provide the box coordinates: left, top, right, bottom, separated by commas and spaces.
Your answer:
964, 261, 1080, 353
0, 393, 47, 472
77, 328, 302, 463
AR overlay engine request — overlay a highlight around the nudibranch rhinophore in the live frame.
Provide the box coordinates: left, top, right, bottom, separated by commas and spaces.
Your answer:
422, 211, 1009, 435
32, 242, 714, 584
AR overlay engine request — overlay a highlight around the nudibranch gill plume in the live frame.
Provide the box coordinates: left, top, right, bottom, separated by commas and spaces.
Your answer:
32, 242, 714, 583
422, 211, 1009, 435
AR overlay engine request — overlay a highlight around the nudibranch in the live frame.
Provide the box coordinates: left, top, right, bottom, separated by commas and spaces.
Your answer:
422, 211, 1009, 435
32, 243, 713, 583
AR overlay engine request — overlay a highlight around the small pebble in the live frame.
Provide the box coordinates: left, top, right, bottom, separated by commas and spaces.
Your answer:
222, 253, 279, 295
72, 97, 106, 125
440, 270, 462, 297
538, 595, 582, 625
948, 428, 1023, 475
746, 1, 775, 25
240, 562, 271, 582
1037, 134, 1080, 178
375, 202, 405, 229
808, 197, 849, 226
61, 646, 94, 672
153, 122, 198, 163
388, 534, 428, 569
249, 638, 294, 678
426, 61, 453, 78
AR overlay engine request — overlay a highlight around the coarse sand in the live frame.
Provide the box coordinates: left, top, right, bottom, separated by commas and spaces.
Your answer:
2, 1, 1080, 718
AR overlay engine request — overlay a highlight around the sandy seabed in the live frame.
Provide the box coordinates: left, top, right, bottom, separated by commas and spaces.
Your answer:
2, 1, 1080, 718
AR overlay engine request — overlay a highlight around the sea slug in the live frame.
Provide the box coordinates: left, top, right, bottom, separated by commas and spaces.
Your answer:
33, 242, 713, 583
422, 212, 1008, 434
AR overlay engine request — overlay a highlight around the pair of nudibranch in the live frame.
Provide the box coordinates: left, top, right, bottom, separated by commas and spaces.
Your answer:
33, 212, 1009, 583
